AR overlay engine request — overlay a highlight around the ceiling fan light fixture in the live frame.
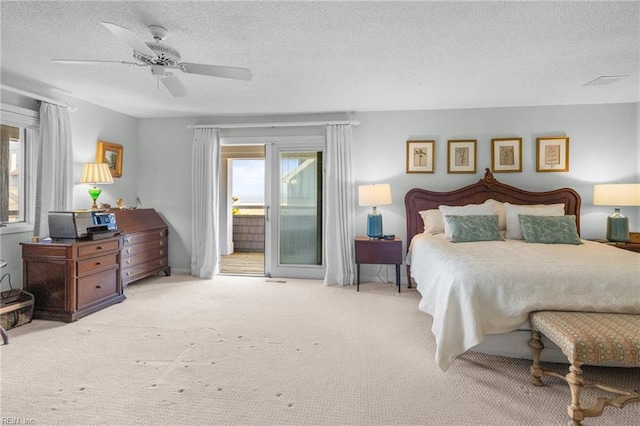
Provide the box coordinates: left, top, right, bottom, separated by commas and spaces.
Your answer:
151, 64, 166, 77
134, 43, 181, 66
148, 25, 168, 41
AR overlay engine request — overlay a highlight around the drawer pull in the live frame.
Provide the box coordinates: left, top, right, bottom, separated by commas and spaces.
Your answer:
96, 285, 102, 289
126, 259, 132, 265
96, 261, 102, 265
125, 237, 132, 243
126, 271, 132, 276
159, 241, 164, 246
159, 231, 163, 237
126, 248, 132, 254
96, 246, 103, 250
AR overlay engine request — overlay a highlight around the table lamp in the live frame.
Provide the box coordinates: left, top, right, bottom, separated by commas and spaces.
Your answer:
358, 183, 392, 239
80, 162, 114, 210
593, 183, 640, 242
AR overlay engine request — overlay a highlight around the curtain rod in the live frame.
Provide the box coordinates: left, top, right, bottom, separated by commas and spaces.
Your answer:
188, 119, 360, 129
0, 84, 76, 111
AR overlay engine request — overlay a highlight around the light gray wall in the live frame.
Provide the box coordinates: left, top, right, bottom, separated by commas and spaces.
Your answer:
0, 77, 138, 288
351, 104, 638, 281
352, 103, 638, 238
136, 118, 194, 273
136, 103, 638, 281
1, 75, 638, 287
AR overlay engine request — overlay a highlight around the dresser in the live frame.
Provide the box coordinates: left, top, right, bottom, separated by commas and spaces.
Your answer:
108, 208, 171, 286
21, 237, 125, 322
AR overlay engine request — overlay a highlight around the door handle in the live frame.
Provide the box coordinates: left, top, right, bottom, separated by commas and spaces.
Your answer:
265, 206, 269, 222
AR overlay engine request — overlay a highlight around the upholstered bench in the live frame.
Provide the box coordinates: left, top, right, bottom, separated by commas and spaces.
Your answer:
528, 311, 640, 426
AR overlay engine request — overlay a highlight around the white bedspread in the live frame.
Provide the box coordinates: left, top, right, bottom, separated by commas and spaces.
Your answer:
408, 234, 640, 371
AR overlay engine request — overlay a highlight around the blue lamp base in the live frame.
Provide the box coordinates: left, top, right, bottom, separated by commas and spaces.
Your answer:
367, 207, 383, 239
606, 208, 629, 242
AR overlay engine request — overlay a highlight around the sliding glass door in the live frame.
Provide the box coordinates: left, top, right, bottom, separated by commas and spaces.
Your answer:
266, 145, 325, 279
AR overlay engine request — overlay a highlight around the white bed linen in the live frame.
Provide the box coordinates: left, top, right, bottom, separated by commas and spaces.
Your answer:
408, 233, 640, 371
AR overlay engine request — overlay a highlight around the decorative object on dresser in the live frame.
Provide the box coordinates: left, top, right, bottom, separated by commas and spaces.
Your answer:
21, 236, 125, 322
79, 162, 114, 210
536, 136, 569, 172
447, 139, 476, 173
354, 237, 402, 292
358, 184, 392, 239
593, 183, 640, 242
107, 208, 171, 286
406, 140, 435, 174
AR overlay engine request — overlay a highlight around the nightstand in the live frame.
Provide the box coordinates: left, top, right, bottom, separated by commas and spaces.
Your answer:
592, 240, 640, 253
355, 237, 403, 292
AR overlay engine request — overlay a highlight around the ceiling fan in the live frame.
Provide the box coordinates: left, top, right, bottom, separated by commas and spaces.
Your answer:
53, 22, 252, 97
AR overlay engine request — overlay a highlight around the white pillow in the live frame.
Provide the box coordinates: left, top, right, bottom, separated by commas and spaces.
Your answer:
484, 199, 506, 230
439, 203, 496, 239
504, 202, 565, 239
419, 209, 445, 234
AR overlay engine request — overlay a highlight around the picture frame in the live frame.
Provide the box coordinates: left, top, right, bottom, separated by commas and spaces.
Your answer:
491, 137, 522, 173
406, 140, 435, 173
447, 139, 476, 173
96, 140, 123, 178
536, 136, 569, 172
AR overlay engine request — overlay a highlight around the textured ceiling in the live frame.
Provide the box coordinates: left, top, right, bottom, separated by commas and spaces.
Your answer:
1, 1, 638, 119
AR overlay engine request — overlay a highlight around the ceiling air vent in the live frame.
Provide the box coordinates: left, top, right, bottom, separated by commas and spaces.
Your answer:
583, 75, 630, 86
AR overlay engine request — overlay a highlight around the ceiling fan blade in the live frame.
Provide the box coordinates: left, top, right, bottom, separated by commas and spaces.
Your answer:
52, 59, 144, 66
101, 22, 158, 59
161, 74, 188, 97
178, 63, 252, 81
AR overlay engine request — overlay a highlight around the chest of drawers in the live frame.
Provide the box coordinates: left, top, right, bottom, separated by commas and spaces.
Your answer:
108, 208, 171, 286
21, 237, 125, 322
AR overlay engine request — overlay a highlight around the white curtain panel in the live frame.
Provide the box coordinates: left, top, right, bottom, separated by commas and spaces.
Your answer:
34, 102, 72, 237
190, 128, 220, 278
323, 124, 356, 286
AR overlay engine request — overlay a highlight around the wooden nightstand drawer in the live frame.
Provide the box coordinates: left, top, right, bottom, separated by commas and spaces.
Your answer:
77, 267, 119, 308
590, 240, 640, 253
76, 240, 120, 258
122, 238, 167, 257
77, 253, 119, 276
355, 238, 403, 264
354, 237, 403, 292
122, 230, 166, 247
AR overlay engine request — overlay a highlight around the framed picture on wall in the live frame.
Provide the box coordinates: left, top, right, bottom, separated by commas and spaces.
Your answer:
447, 140, 476, 173
406, 140, 435, 173
96, 140, 123, 178
491, 138, 522, 173
536, 136, 569, 172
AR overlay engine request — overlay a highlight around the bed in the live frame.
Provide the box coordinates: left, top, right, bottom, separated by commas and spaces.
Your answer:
405, 169, 640, 371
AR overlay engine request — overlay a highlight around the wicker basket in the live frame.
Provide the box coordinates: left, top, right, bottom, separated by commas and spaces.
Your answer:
0, 290, 35, 330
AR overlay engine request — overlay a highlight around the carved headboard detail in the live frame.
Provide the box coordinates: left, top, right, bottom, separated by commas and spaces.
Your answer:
404, 168, 582, 248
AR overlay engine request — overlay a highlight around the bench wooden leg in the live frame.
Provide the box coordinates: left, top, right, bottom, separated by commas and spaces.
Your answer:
566, 364, 585, 425
528, 330, 544, 386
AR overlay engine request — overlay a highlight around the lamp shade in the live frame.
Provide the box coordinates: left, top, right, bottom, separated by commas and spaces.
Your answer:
593, 184, 640, 206
80, 163, 114, 185
358, 184, 392, 207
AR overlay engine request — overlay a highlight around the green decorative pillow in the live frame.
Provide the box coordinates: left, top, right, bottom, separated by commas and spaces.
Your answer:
444, 215, 504, 243
518, 215, 582, 245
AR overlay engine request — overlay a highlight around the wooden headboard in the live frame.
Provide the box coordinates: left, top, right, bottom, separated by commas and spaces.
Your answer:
404, 169, 582, 247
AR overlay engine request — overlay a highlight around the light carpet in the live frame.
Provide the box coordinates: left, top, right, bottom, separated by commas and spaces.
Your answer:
1, 274, 638, 425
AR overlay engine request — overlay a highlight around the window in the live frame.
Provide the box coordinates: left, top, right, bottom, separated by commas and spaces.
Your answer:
0, 104, 39, 234
1, 124, 25, 223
